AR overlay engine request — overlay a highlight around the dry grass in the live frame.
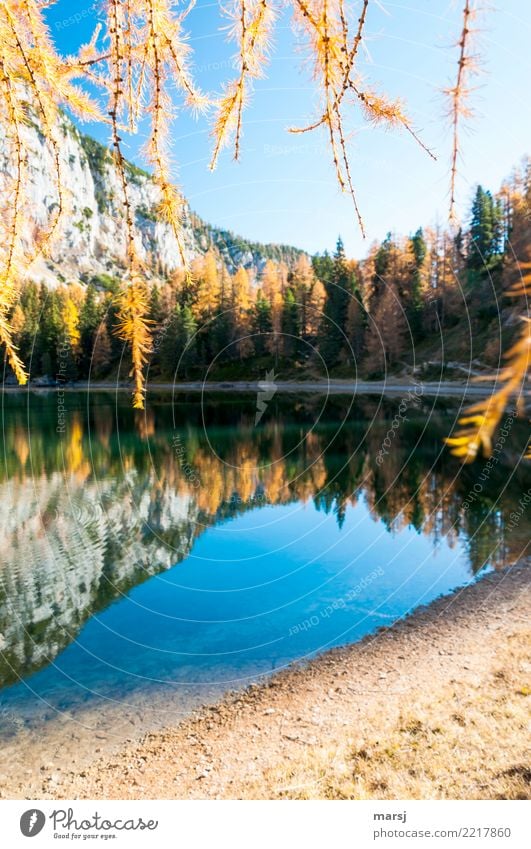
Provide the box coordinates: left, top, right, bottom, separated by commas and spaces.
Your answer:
246, 631, 531, 800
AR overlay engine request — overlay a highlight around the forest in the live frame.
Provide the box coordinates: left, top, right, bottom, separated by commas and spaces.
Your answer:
7, 157, 529, 387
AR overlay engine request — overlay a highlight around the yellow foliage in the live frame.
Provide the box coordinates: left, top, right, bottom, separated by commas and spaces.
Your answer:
191, 251, 222, 319
0, 283, 27, 385
62, 297, 81, 350
115, 277, 153, 409
232, 266, 252, 315
445, 317, 530, 462
210, 0, 276, 168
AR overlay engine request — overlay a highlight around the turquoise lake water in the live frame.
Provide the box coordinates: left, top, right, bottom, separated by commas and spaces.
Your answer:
0, 389, 528, 731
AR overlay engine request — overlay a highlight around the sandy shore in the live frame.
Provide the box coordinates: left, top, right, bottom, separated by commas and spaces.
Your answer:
43, 563, 530, 801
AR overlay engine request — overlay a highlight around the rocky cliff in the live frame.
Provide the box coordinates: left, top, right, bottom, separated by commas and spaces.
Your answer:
0, 111, 304, 288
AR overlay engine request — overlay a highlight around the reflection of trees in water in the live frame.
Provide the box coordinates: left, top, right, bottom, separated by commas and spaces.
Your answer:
0, 392, 528, 689
3, 393, 530, 570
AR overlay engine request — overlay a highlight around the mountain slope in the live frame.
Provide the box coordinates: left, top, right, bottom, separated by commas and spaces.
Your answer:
0, 111, 304, 288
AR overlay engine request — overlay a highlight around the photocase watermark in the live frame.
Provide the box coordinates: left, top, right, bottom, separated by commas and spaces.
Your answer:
461, 408, 517, 511
227, 490, 268, 508
195, 57, 239, 75
56, 337, 71, 434
505, 486, 531, 532
19, 807, 159, 838
375, 384, 424, 465
172, 434, 201, 489
51, 808, 158, 834
255, 369, 278, 425
152, 311, 180, 355
54, 2, 100, 31
20, 809, 46, 838
288, 566, 385, 636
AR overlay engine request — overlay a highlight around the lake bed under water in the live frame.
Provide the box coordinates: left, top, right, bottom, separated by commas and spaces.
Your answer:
0, 388, 528, 772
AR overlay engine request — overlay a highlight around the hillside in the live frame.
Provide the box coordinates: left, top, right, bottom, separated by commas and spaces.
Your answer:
0, 111, 304, 289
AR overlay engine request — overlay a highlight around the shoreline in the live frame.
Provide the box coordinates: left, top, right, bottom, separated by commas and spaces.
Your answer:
42, 562, 530, 801
2, 378, 526, 398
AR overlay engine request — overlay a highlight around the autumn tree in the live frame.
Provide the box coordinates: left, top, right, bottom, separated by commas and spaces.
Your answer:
260, 259, 283, 356
291, 255, 325, 340
365, 283, 407, 375
230, 266, 253, 359
92, 322, 113, 378
191, 251, 221, 321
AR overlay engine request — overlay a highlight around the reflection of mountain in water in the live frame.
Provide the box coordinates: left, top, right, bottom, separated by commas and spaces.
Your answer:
0, 391, 529, 690
0, 471, 199, 687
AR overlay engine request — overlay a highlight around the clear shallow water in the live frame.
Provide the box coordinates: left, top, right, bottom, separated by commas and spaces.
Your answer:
0, 389, 529, 733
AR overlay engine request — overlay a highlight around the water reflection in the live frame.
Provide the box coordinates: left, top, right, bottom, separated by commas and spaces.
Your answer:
0, 390, 528, 714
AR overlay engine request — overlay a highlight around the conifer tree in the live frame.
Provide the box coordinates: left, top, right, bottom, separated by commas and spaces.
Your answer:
370, 232, 393, 312
79, 285, 103, 375
407, 227, 427, 337
291, 254, 324, 340
319, 238, 354, 366
92, 322, 113, 378
177, 305, 198, 377
281, 287, 300, 358
467, 186, 503, 271
252, 292, 273, 357
365, 283, 407, 375
159, 303, 181, 378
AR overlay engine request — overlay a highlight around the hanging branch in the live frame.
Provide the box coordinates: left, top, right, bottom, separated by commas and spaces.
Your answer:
0, 55, 28, 385
445, 0, 480, 222
0, 0, 434, 403
210, 0, 276, 169
3, 3, 64, 259
0, 0, 104, 387
289, 0, 433, 237
142, 0, 205, 269
443, 2, 530, 462
446, 262, 530, 462
108, 0, 153, 409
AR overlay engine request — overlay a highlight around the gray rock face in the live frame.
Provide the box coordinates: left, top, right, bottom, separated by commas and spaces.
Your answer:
0, 112, 304, 287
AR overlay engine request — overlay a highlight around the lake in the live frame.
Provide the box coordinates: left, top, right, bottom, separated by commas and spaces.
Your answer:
0, 388, 529, 742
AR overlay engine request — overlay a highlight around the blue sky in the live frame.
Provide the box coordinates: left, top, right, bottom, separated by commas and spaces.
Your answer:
46, 1, 531, 256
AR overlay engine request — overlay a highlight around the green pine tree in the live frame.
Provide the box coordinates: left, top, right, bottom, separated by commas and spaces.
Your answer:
467, 185, 503, 271
252, 293, 273, 357
408, 227, 427, 338
79, 284, 104, 376
39, 286, 62, 377
281, 287, 300, 358
177, 305, 198, 378
318, 238, 356, 366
